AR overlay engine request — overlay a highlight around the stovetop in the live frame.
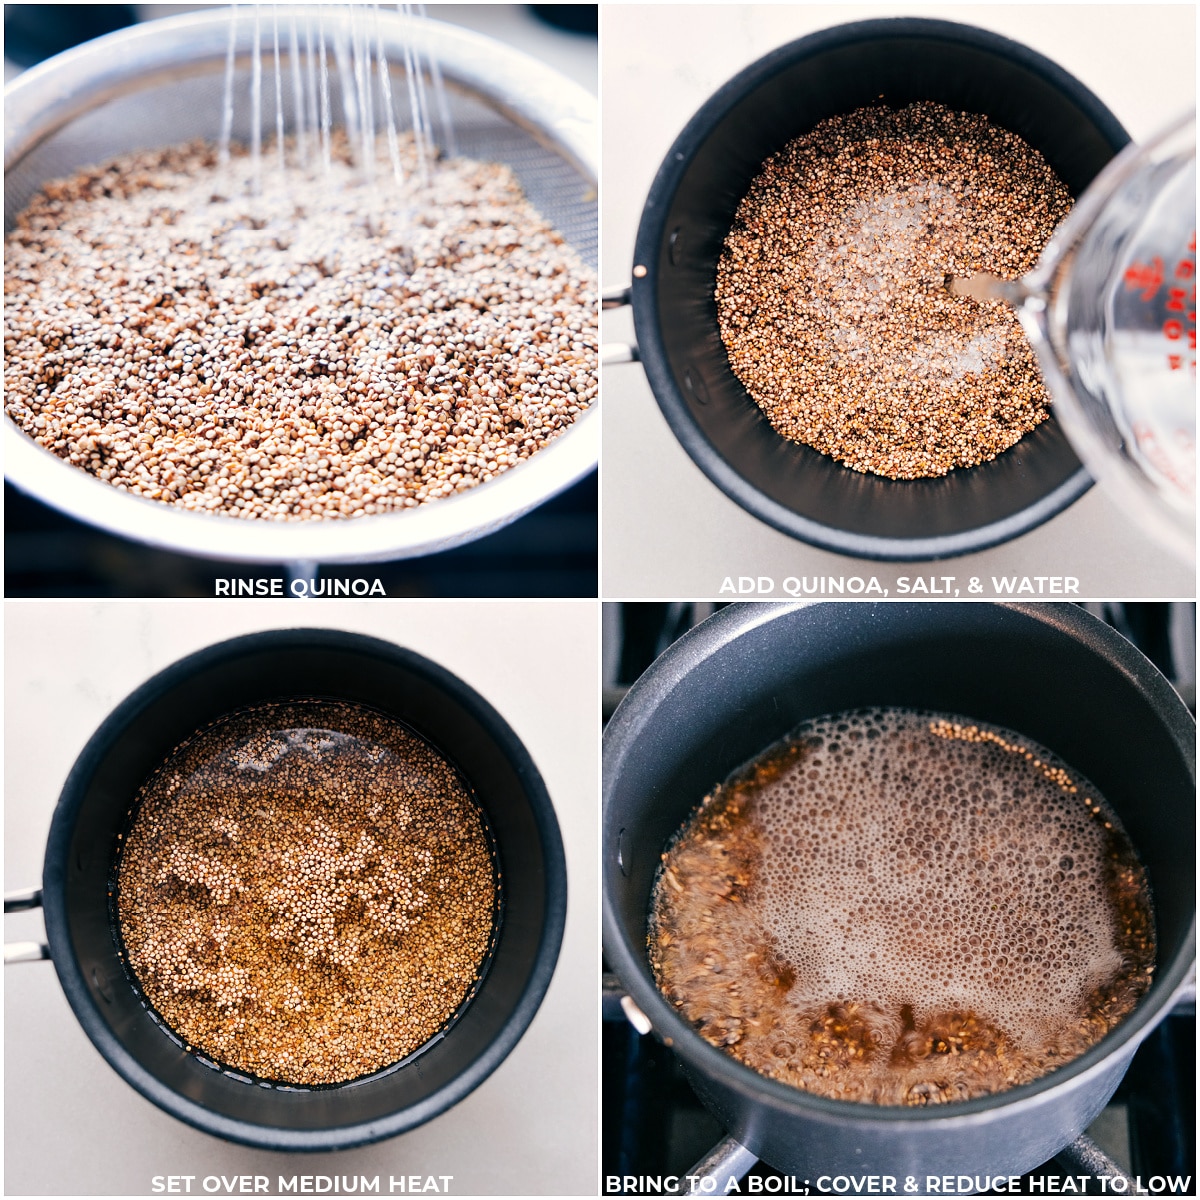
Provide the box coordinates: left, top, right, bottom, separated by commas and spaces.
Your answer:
601, 602, 1197, 1197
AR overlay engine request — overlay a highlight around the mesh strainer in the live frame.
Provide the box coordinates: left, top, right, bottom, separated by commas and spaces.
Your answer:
4, 7, 597, 565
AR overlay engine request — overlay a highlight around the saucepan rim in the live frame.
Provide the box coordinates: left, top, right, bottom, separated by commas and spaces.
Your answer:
602, 601, 1196, 1129
39, 627, 568, 1151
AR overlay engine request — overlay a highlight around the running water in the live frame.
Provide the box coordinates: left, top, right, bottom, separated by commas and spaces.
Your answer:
350, 4, 376, 185
288, 13, 308, 166
330, 18, 359, 165
250, 5, 263, 193
317, 8, 333, 174
375, 4, 405, 184
403, 4, 435, 155
218, 3, 239, 166
216, 4, 455, 189
416, 3, 456, 157
272, 9, 286, 171
946, 272, 1035, 307
398, 3, 433, 183
304, 14, 319, 167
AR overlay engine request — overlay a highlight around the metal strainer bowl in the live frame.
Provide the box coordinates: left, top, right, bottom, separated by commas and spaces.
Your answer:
4, 7, 597, 565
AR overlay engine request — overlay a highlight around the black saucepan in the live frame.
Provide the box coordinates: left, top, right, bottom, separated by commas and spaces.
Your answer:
19, 628, 566, 1151
603, 603, 1195, 1183
623, 19, 1131, 559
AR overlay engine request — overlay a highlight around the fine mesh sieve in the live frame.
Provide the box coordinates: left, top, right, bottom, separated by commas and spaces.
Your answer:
4, 7, 597, 565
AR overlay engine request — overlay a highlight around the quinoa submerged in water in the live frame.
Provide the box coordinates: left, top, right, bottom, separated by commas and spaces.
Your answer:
649, 708, 1155, 1106
715, 103, 1072, 480
5, 134, 597, 519
116, 700, 498, 1085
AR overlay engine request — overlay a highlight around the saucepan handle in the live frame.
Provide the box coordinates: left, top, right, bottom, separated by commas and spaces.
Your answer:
4, 887, 50, 964
603, 285, 632, 309
602, 283, 640, 364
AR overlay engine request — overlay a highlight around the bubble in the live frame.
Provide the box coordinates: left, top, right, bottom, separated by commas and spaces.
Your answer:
650, 706, 1156, 1107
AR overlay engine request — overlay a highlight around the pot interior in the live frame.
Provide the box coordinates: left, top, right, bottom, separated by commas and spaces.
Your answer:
47, 630, 564, 1147
605, 604, 1195, 1068
636, 21, 1130, 556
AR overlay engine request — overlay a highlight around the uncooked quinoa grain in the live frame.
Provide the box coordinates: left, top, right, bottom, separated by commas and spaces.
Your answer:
116, 701, 497, 1085
715, 103, 1072, 479
5, 134, 596, 518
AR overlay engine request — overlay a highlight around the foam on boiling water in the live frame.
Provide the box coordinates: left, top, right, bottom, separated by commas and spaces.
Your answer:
755, 710, 1129, 1041
649, 708, 1155, 1106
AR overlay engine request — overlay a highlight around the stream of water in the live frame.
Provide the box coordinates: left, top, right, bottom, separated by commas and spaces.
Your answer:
217, 3, 451, 190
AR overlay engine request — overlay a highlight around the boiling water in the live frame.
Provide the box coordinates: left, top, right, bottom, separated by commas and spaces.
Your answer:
649, 708, 1155, 1106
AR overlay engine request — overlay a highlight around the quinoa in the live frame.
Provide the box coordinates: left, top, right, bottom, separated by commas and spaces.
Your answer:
4, 134, 597, 518
116, 700, 497, 1085
715, 102, 1073, 480
649, 709, 1155, 1106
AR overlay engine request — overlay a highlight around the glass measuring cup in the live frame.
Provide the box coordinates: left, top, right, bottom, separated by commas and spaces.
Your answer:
972, 111, 1196, 563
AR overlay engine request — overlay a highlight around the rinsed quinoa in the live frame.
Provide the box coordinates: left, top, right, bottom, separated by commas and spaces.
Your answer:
116, 701, 497, 1085
5, 134, 596, 518
715, 103, 1072, 480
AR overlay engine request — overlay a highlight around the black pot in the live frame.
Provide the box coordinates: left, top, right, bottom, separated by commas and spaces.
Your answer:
34, 629, 567, 1151
602, 603, 1195, 1182
629, 19, 1131, 560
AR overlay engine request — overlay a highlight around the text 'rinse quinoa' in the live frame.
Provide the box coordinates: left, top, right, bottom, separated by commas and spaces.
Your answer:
5, 134, 597, 519
715, 103, 1073, 479
116, 700, 498, 1085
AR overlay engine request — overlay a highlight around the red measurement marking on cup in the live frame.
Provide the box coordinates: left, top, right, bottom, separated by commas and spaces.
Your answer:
1124, 257, 1164, 300
1128, 232, 1199, 373
1133, 421, 1190, 489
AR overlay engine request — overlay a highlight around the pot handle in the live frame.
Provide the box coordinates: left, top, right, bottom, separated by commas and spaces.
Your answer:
602, 284, 632, 310
5, 887, 50, 964
603, 972, 654, 1034
602, 283, 640, 364
685, 1137, 758, 1193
